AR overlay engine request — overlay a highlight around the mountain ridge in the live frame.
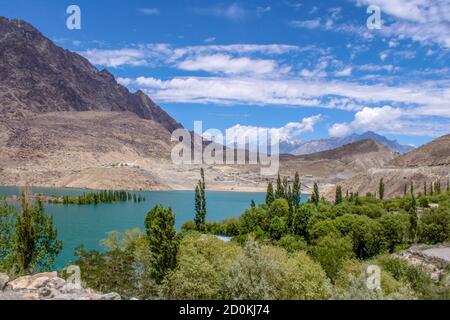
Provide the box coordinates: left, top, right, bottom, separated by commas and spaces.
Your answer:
280, 131, 415, 155
0, 17, 181, 132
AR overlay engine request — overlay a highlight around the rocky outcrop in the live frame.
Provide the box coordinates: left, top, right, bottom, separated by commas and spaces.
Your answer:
0, 17, 182, 132
0, 272, 121, 300
395, 245, 450, 282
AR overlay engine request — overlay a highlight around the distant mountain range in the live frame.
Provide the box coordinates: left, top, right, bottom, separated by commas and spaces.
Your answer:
280, 131, 415, 155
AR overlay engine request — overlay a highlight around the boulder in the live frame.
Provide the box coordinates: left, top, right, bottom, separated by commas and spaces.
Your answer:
0, 273, 10, 291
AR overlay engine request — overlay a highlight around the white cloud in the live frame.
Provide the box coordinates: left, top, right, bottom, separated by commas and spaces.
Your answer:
176, 54, 284, 75
354, 0, 450, 48
138, 8, 160, 15
329, 106, 450, 137
227, 115, 322, 143
335, 67, 352, 77
81, 48, 150, 67
80, 43, 301, 69
193, 3, 246, 21
120, 76, 450, 118
204, 37, 216, 43
290, 18, 322, 29
256, 6, 272, 16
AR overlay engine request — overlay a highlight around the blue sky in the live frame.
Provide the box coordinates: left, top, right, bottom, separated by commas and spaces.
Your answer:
1, 0, 450, 146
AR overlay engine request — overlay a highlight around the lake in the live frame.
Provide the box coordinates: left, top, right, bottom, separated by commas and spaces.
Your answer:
0, 186, 291, 269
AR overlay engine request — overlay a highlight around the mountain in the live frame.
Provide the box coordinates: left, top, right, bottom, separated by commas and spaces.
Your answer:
0, 17, 181, 132
280, 131, 415, 155
322, 135, 450, 199
280, 139, 396, 186
390, 134, 450, 167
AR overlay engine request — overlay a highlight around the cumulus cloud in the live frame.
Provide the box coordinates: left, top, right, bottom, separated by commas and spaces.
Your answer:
176, 54, 285, 75
329, 106, 450, 137
120, 76, 450, 115
227, 115, 323, 143
354, 0, 450, 48
193, 3, 246, 21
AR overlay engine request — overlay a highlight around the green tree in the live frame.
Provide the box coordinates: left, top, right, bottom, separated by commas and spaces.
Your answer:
335, 185, 343, 205
379, 178, 385, 200
200, 168, 207, 219
265, 182, 275, 206
0, 198, 17, 272
311, 182, 320, 206
292, 172, 301, 209
275, 174, 284, 199
311, 234, 354, 282
145, 205, 178, 283
409, 194, 418, 241
194, 185, 204, 231
15, 194, 62, 274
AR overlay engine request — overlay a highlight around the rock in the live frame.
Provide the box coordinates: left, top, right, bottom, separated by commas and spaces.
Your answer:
99, 292, 121, 300
9, 272, 58, 290
2, 271, 119, 300
0, 273, 10, 291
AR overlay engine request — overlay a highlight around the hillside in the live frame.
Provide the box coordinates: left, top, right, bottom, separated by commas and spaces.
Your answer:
280, 131, 414, 155
0, 17, 181, 132
323, 136, 450, 199
280, 139, 396, 188
390, 135, 450, 167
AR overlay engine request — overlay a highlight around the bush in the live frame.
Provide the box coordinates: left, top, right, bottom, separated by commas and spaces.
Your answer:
311, 234, 354, 282
418, 208, 450, 244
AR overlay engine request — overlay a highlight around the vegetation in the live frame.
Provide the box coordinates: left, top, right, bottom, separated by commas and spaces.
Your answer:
3, 170, 450, 300
48, 190, 145, 205
0, 192, 62, 275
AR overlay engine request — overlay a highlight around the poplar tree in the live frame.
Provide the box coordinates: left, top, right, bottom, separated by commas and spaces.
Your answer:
292, 172, 301, 209
265, 182, 275, 206
311, 182, 320, 206
275, 174, 284, 199
379, 178, 385, 200
335, 185, 343, 205
145, 205, 178, 283
194, 169, 207, 231
15, 192, 62, 274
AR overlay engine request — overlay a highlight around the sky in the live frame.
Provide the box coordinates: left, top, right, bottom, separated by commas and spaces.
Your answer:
1, 0, 450, 146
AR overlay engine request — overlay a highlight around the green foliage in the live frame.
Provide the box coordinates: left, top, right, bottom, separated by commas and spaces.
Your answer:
418, 208, 450, 244
145, 205, 178, 283
311, 234, 354, 282
0, 198, 17, 272
194, 169, 207, 231
379, 178, 385, 200
379, 214, 411, 252
223, 239, 329, 300
163, 233, 240, 300
53, 190, 144, 205
311, 182, 320, 205
276, 235, 307, 253
265, 182, 275, 206
14, 195, 62, 274
335, 185, 343, 205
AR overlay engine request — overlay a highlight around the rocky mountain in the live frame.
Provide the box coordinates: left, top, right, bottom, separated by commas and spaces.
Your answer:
390, 134, 450, 167
280, 131, 415, 155
280, 139, 396, 187
322, 135, 450, 199
0, 17, 181, 132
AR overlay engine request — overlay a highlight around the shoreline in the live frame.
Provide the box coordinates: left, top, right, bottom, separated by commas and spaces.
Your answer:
0, 184, 312, 196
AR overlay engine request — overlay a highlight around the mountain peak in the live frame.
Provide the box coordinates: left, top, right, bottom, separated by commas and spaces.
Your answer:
0, 16, 182, 132
280, 131, 415, 156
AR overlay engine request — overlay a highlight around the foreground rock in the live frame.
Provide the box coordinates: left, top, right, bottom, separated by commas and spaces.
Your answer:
396, 244, 450, 282
0, 272, 121, 300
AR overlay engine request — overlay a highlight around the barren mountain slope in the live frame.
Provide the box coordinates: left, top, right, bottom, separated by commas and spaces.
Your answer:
0, 17, 181, 132
322, 136, 450, 199
390, 135, 450, 167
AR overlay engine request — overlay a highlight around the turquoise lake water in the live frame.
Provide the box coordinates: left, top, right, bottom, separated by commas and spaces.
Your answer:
0, 186, 277, 269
